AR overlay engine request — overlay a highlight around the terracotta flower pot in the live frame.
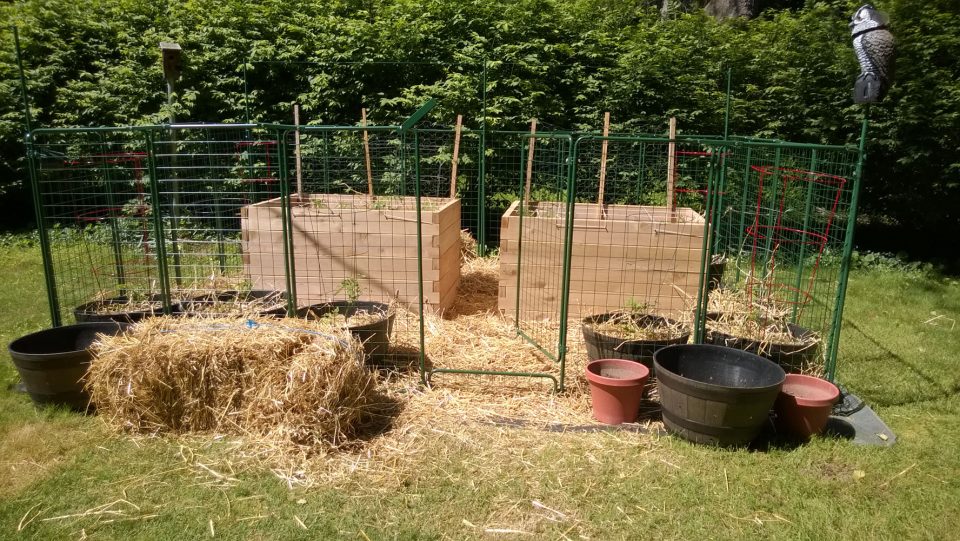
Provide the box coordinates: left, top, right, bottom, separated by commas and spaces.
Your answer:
774, 374, 840, 439
585, 359, 650, 425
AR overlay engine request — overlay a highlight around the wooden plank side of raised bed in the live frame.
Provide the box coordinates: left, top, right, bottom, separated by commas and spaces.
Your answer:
498, 238, 704, 259
498, 287, 693, 320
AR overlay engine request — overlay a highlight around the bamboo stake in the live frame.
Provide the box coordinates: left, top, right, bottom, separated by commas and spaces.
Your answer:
450, 114, 463, 199
524, 118, 538, 210
294, 104, 303, 200
597, 111, 610, 219
361, 108, 374, 201
667, 116, 677, 222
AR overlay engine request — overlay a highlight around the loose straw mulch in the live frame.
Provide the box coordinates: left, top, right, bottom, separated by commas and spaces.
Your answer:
84, 248, 665, 490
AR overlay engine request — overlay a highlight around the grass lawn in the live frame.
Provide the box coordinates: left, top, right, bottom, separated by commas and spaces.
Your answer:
0, 243, 957, 540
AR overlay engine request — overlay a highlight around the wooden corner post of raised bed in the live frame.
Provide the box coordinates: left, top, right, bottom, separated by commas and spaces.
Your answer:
524, 118, 537, 212
362, 108, 374, 203
450, 114, 463, 199
597, 111, 611, 220
667, 116, 677, 223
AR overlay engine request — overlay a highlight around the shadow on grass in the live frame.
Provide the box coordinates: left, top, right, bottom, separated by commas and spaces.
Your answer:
841, 315, 960, 407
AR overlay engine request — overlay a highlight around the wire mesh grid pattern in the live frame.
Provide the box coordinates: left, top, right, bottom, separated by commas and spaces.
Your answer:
709, 142, 860, 378
26, 118, 863, 388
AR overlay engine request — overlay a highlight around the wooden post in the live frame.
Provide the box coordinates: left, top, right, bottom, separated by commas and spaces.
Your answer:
524, 118, 538, 210
294, 104, 303, 200
667, 116, 677, 222
597, 111, 611, 219
361, 108, 374, 200
450, 114, 463, 199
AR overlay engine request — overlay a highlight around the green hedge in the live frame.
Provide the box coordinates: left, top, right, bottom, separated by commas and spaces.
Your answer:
0, 0, 958, 255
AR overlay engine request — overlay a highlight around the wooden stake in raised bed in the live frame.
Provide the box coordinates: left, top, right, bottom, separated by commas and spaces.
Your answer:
450, 114, 463, 199
294, 104, 303, 200
524, 118, 538, 211
597, 111, 611, 219
361, 108, 374, 202
666, 116, 677, 223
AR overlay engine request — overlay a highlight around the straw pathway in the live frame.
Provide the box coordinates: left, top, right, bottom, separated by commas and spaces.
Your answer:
86, 243, 666, 488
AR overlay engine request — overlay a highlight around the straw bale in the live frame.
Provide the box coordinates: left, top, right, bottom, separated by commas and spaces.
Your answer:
87, 317, 381, 452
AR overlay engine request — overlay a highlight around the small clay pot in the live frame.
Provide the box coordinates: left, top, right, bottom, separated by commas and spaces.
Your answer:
585, 359, 650, 425
774, 374, 840, 440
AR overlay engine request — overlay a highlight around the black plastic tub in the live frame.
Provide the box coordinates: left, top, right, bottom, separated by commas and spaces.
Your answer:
654, 344, 785, 447
706, 322, 819, 373
297, 301, 394, 362
180, 289, 288, 318
8, 322, 128, 410
581, 312, 690, 369
74, 295, 179, 323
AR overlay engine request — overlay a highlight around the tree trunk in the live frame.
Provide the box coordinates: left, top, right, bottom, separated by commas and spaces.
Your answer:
661, 0, 695, 19
704, 0, 755, 20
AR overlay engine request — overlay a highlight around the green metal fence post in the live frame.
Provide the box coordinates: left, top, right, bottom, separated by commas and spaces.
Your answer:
413, 129, 428, 385
277, 129, 298, 315
555, 135, 578, 392
791, 149, 819, 321
734, 145, 752, 283
477, 58, 488, 256
824, 109, 870, 381
693, 144, 723, 343
513, 143, 527, 329
26, 133, 61, 326
144, 132, 174, 314
97, 132, 128, 294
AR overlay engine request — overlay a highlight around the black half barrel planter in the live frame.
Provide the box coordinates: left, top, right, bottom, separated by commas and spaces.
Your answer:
8, 322, 128, 410
581, 312, 690, 369
180, 289, 288, 318
706, 317, 819, 373
297, 301, 395, 362
74, 294, 180, 323
654, 344, 785, 447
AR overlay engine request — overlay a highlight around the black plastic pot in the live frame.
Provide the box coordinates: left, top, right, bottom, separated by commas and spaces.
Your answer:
706, 320, 819, 373
581, 312, 690, 369
8, 322, 128, 410
654, 344, 785, 447
74, 295, 179, 323
297, 301, 394, 362
180, 289, 288, 318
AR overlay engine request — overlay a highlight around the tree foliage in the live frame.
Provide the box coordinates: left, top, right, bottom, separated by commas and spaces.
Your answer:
0, 0, 957, 256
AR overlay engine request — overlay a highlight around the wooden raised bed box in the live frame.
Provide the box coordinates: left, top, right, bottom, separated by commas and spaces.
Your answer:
241, 194, 461, 311
498, 201, 705, 320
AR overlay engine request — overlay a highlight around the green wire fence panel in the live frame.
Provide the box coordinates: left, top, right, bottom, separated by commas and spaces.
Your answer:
151, 126, 291, 316
29, 128, 169, 325
248, 126, 462, 313
499, 133, 572, 353
567, 136, 716, 324
26, 119, 863, 388
707, 141, 860, 379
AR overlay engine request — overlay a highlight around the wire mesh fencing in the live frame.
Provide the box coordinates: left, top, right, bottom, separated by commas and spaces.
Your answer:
27, 120, 863, 387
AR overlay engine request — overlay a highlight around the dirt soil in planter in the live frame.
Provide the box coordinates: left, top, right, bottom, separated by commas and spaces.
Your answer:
587, 313, 687, 341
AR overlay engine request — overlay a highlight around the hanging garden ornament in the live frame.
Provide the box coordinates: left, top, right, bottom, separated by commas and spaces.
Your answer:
850, 4, 895, 103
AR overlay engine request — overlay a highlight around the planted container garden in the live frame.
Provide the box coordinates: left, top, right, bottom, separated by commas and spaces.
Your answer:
297, 300, 395, 362
706, 314, 819, 373
74, 294, 179, 323
180, 289, 288, 318
582, 311, 690, 368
